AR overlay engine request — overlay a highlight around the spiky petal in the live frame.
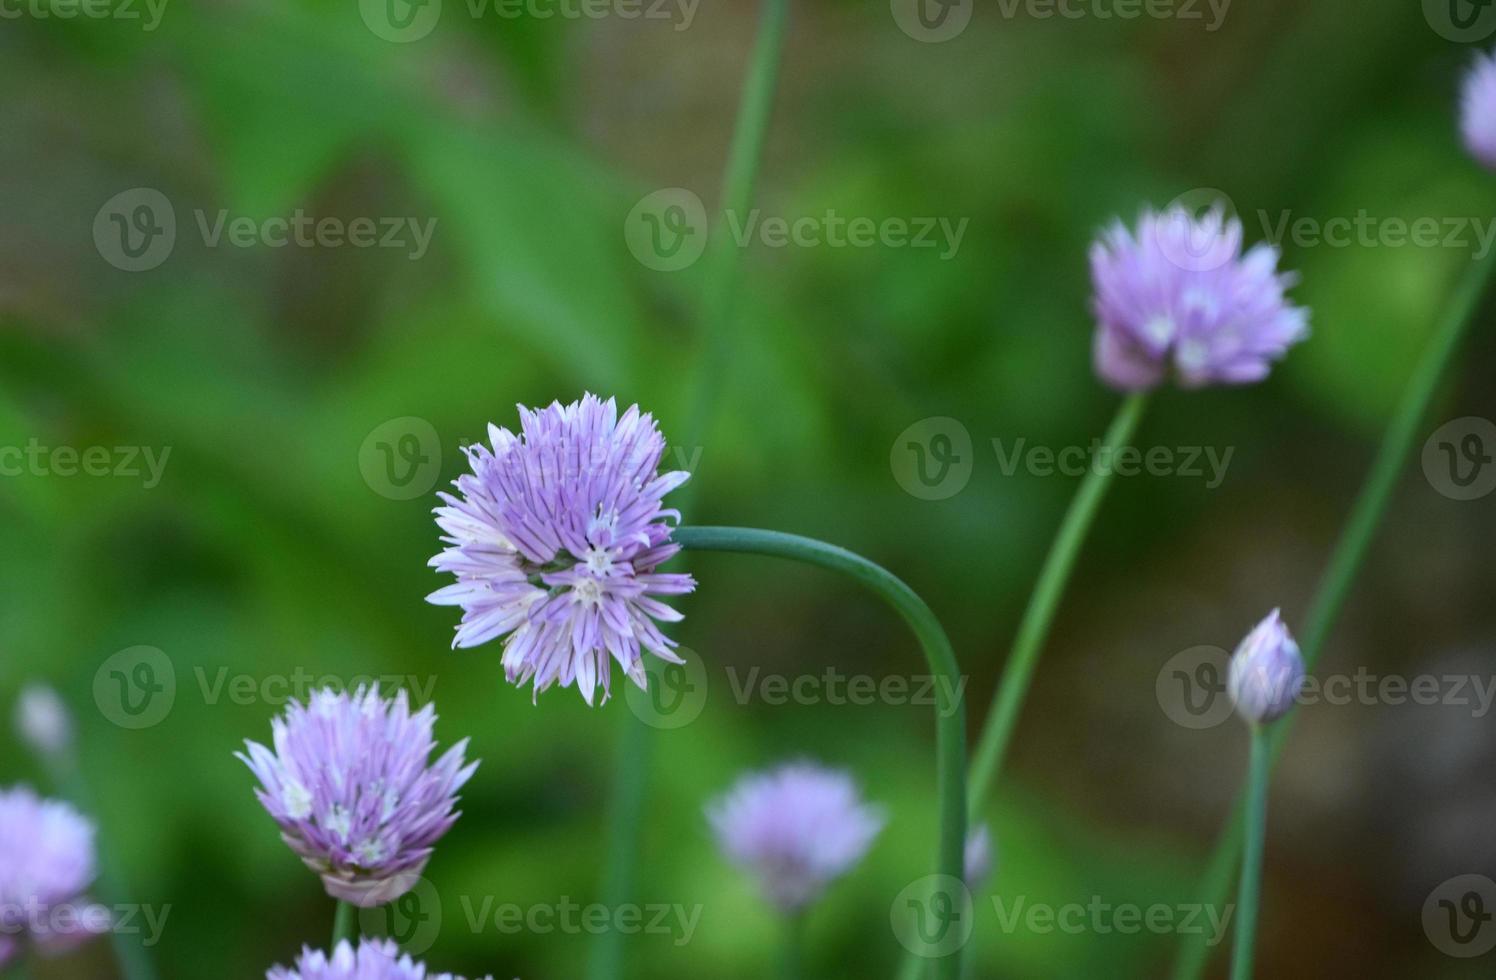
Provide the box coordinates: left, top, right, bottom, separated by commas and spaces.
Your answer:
267, 939, 492, 980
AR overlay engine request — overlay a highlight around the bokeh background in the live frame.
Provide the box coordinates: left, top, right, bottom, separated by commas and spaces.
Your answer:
4, 0, 1496, 976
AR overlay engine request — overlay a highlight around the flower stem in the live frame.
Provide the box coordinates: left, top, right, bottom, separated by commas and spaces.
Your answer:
674, 525, 968, 980
1171, 244, 1496, 980
586, 4, 789, 980
779, 913, 806, 980
967, 392, 1149, 816
1229, 727, 1271, 980
331, 900, 356, 949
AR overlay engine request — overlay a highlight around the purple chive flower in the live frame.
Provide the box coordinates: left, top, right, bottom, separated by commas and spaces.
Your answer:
0, 787, 106, 965
427, 394, 696, 705
706, 762, 885, 914
1461, 50, 1496, 170
267, 939, 492, 980
238, 687, 478, 908
1227, 609, 1305, 725
965, 824, 995, 890
15, 684, 73, 758
1089, 205, 1309, 390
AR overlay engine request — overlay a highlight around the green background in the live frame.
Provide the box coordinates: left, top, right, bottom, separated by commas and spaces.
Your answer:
3, 0, 1496, 976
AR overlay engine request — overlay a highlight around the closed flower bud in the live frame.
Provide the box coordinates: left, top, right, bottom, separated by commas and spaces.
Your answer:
15, 685, 73, 758
1227, 609, 1304, 725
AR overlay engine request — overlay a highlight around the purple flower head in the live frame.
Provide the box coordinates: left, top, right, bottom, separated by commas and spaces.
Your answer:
706, 762, 884, 913
15, 684, 73, 758
427, 394, 696, 705
0, 786, 104, 965
964, 824, 995, 890
1089, 205, 1309, 390
267, 939, 492, 980
1227, 609, 1305, 725
1461, 50, 1496, 170
238, 687, 478, 908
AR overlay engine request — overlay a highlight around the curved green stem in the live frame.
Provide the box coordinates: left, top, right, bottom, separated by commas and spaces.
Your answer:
331, 900, 356, 949
1172, 244, 1496, 980
587, 4, 788, 980
674, 526, 968, 980
967, 392, 1149, 816
1229, 728, 1270, 980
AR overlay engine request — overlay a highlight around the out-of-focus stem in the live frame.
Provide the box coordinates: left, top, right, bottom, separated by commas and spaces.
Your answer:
1228, 728, 1270, 980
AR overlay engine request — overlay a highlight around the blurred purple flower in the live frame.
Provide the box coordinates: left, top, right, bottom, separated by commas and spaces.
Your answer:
1461, 50, 1496, 170
15, 684, 73, 758
965, 824, 995, 890
1227, 609, 1305, 725
267, 939, 491, 980
238, 687, 477, 908
0, 786, 105, 966
427, 393, 696, 705
1089, 206, 1309, 390
706, 762, 884, 913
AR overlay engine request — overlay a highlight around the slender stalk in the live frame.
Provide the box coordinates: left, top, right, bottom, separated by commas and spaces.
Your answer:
674, 525, 968, 980
43, 754, 158, 980
967, 392, 1149, 816
587, 4, 789, 980
331, 900, 356, 949
1171, 244, 1496, 980
779, 913, 806, 980
1229, 728, 1270, 980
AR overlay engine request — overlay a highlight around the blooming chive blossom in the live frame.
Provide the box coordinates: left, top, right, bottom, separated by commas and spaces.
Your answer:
267, 939, 492, 980
427, 394, 696, 704
706, 762, 884, 913
1089, 206, 1309, 390
238, 687, 477, 908
0, 787, 104, 965
1461, 50, 1496, 170
1227, 609, 1305, 725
